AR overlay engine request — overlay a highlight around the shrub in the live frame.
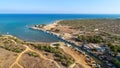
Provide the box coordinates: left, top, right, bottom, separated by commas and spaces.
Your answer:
35, 46, 57, 53
77, 35, 103, 43
34, 45, 74, 67
54, 43, 60, 47
112, 58, 120, 68
107, 43, 120, 57
27, 52, 38, 57
1, 45, 24, 53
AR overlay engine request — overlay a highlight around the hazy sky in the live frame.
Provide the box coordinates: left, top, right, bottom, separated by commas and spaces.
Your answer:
0, 0, 120, 14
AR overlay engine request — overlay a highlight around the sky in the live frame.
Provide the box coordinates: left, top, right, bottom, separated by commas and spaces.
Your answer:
0, 0, 120, 14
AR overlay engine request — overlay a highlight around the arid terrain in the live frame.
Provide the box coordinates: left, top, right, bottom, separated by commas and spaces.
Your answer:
1, 19, 120, 68
34, 19, 120, 45
33, 19, 120, 68
0, 35, 91, 68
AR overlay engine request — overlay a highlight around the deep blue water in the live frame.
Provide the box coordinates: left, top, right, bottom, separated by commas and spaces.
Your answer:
0, 14, 120, 42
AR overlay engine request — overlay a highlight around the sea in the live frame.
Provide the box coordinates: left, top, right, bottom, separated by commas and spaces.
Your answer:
0, 14, 120, 42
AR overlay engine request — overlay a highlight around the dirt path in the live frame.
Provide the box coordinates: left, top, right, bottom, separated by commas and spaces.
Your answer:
16, 63, 24, 68
25, 45, 61, 68
9, 45, 60, 68
60, 45, 91, 68
69, 63, 76, 68
9, 45, 28, 68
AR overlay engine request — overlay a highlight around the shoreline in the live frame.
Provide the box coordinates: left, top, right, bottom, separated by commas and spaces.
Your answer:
29, 20, 111, 68
29, 19, 120, 67
29, 20, 62, 37
29, 20, 80, 47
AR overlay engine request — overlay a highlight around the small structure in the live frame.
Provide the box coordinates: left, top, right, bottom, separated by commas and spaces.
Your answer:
83, 43, 105, 53
94, 29, 99, 31
65, 43, 72, 47
50, 42, 61, 47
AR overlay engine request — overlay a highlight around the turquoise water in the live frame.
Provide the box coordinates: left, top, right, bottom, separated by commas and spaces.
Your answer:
0, 14, 120, 42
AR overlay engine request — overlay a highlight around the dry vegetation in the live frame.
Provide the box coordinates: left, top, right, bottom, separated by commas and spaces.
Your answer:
0, 35, 85, 68
19, 53, 58, 68
33, 19, 120, 68
59, 19, 120, 35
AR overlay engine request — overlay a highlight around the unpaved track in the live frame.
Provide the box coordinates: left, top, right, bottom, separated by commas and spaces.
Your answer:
9, 45, 28, 68
16, 63, 24, 68
9, 45, 60, 68
60, 45, 91, 68
69, 63, 76, 68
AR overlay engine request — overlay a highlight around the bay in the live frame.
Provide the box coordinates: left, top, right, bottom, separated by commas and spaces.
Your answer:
0, 14, 120, 42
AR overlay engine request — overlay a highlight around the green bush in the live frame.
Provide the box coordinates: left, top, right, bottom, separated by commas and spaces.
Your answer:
66, 60, 74, 67
107, 43, 120, 57
35, 46, 58, 53
1, 45, 23, 53
34, 45, 74, 67
112, 58, 120, 68
77, 35, 103, 43
54, 43, 60, 47
27, 52, 38, 57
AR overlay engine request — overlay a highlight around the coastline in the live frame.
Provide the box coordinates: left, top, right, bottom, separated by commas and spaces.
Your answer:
0, 31, 91, 68
29, 20, 80, 49
30, 20, 62, 36
1, 15, 120, 68
29, 20, 111, 68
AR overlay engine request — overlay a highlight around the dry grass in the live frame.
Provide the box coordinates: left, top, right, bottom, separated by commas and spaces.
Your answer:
59, 19, 120, 35
19, 53, 58, 68
0, 48, 17, 68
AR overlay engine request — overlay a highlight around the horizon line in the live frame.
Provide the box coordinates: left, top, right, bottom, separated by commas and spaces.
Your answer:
0, 13, 120, 15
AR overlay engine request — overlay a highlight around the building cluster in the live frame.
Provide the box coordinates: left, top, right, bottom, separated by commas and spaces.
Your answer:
82, 43, 116, 68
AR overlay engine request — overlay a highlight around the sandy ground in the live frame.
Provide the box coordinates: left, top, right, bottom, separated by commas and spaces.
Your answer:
19, 54, 58, 68
55, 42, 91, 68
9, 44, 60, 68
43, 22, 58, 30
33, 21, 92, 68
42, 20, 60, 30
0, 48, 17, 68
35, 21, 81, 45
